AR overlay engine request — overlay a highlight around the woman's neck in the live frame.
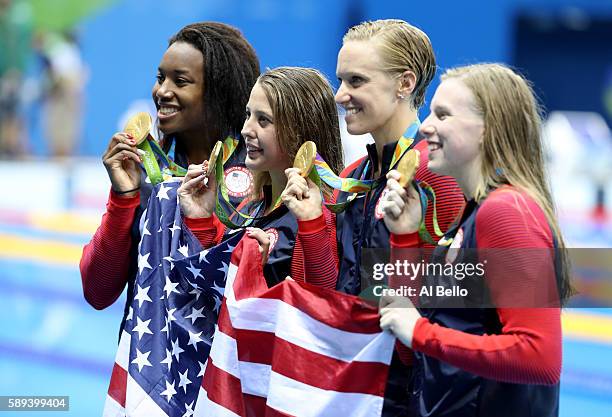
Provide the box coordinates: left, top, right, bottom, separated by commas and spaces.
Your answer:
176, 132, 212, 164
371, 107, 418, 176
455, 161, 482, 201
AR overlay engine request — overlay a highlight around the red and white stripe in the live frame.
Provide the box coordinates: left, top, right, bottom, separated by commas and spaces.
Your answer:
103, 330, 168, 417
194, 237, 395, 417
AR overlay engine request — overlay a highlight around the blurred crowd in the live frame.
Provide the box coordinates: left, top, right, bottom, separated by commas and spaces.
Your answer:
0, 0, 86, 159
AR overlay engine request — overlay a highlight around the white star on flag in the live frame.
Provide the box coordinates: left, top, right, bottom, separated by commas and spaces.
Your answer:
170, 221, 181, 237
178, 369, 192, 394
157, 183, 171, 201
161, 319, 169, 334
160, 379, 177, 402
186, 262, 202, 279
198, 250, 209, 263
167, 308, 177, 323
187, 330, 204, 350
163, 255, 175, 270
197, 361, 206, 377
159, 348, 172, 371
132, 316, 153, 340
137, 252, 152, 274
185, 306, 206, 324
211, 281, 224, 297
163, 276, 180, 297
182, 400, 195, 417
134, 285, 152, 308
171, 338, 184, 361
178, 244, 190, 258
217, 261, 229, 275
131, 348, 152, 372
188, 287, 202, 300
142, 218, 151, 236
212, 294, 222, 313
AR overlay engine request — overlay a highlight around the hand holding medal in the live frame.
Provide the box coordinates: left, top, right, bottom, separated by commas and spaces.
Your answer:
281, 141, 324, 221
122, 112, 188, 185
102, 115, 146, 196
293, 140, 316, 178
177, 140, 226, 219
396, 148, 420, 188
380, 149, 425, 235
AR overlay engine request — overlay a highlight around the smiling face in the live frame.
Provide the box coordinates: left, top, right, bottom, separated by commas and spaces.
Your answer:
420, 78, 485, 181
151, 41, 205, 139
335, 40, 405, 141
241, 82, 291, 173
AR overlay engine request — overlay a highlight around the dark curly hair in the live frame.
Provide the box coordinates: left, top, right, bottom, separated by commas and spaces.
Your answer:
161, 22, 260, 157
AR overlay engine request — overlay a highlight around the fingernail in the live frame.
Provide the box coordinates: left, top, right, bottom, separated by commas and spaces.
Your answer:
129, 140, 136, 145
137, 149, 146, 156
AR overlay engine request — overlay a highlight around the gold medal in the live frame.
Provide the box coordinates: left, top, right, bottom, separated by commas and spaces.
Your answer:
293, 141, 317, 177
124, 112, 152, 145
397, 149, 420, 187
208, 141, 223, 175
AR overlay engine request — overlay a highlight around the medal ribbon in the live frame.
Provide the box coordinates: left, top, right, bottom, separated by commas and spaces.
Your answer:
313, 121, 420, 212
137, 136, 190, 185
311, 120, 443, 241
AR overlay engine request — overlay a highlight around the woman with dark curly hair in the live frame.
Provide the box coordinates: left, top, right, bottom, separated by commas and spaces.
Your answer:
80, 22, 260, 334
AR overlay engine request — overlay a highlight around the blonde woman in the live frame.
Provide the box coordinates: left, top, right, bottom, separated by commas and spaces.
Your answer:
282, 19, 465, 415
380, 63, 570, 417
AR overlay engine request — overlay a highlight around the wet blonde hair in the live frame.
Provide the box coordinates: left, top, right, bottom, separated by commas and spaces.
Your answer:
442, 63, 571, 303
253, 66, 344, 199
343, 19, 436, 109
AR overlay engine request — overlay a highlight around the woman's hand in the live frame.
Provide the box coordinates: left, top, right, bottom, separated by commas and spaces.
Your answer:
246, 227, 270, 266
178, 161, 217, 218
281, 168, 323, 221
380, 169, 423, 234
102, 132, 142, 196
379, 295, 422, 348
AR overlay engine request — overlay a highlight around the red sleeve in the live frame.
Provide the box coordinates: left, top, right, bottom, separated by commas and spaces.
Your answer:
411, 188, 561, 385
388, 231, 421, 365
292, 208, 338, 288
79, 189, 140, 310
184, 214, 226, 248
414, 141, 465, 247
295, 156, 363, 284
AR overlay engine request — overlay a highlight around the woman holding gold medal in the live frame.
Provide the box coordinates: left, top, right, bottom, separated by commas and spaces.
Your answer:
379, 64, 571, 417
177, 66, 343, 287
80, 22, 260, 332
281, 19, 465, 416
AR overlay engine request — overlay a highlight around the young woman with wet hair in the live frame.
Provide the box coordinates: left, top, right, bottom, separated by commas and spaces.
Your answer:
283, 19, 466, 415
178, 66, 344, 287
380, 63, 570, 417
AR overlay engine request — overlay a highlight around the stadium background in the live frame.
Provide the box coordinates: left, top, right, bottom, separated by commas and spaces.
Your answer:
0, 0, 611, 415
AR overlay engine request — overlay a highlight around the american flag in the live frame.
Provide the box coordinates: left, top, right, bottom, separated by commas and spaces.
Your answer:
104, 180, 244, 417
194, 236, 396, 417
